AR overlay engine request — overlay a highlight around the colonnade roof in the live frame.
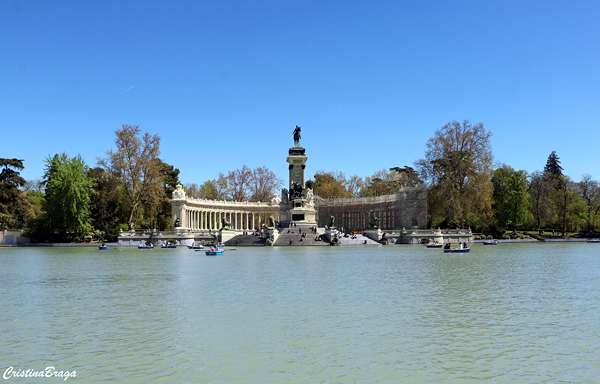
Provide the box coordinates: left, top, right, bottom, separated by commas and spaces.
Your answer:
171, 197, 280, 208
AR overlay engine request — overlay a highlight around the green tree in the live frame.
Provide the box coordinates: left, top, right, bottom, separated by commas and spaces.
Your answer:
186, 175, 231, 201
154, 159, 181, 230
98, 124, 161, 226
578, 174, 600, 232
88, 167, 122, 231
528, 170, 553, 230
491, 165, 530, 229
415, 120, 494, 228
43, 153, 96, 236
307, 171, 351, 199
554, 175, 586, 234
0, 158, 31, 228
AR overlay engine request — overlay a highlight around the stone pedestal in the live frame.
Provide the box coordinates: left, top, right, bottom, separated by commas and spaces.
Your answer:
219, 229, 239, 244
364, 228, 383, 242
280, 143, 317, 227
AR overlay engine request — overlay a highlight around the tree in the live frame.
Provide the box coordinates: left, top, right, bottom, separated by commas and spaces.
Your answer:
43, 153, 96, 236
345, 175, 364, 197
360, 167, 423, 197
415, 120, 493, 228
0, 158, 30, 228
248, 166, 284, 202
224, 165, 282, 202
98, 124, 161, 226
491, 165, 530, 229
528, 170, 553, 230
88, 167, 122, 231
578, 174, 600, 232
186, 175, 230, 201
307, 171, 351, 199
544, 151, 563, 177
554, 175, 586, 234
226, 165, 253, 201
154, 159, 181, 230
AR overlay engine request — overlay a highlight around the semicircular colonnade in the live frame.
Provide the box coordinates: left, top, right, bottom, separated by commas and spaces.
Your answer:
171, 194, 281, 232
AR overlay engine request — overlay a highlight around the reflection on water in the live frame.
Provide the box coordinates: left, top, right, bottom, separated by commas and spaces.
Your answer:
1, 243, 600, 382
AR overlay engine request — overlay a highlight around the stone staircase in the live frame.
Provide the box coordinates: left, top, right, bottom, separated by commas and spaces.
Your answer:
223, 235, 267, 246
274, 225, 329, 246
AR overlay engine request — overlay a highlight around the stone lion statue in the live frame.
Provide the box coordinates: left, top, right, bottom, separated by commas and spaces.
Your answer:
221, 217, 232, 230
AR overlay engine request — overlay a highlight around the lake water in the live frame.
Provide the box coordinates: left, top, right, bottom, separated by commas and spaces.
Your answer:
2, 243, 600, 383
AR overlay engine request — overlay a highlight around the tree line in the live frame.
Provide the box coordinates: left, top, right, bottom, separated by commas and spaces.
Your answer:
1, 120, 599, 242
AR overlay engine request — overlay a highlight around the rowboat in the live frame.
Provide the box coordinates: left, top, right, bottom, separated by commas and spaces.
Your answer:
138, 245, 155, 249
588, 239, 600, 243
98, 246, 110, 250
426, 244, 443, 248
443, 248, 471, 253
161, 244, 177, 248
205, 250, 224, 256
187, 245, 204, 249
483, 240, 498, 245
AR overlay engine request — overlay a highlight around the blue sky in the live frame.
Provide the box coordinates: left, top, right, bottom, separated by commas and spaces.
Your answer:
2, 0, 599, 186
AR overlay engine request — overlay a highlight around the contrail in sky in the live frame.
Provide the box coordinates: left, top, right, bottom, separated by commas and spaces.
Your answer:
120, 85, 135, 94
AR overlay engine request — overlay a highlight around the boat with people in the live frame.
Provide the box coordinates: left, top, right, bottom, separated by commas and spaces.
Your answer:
98, 243, 110, 250
138, 242, 155, 249
187, 243, 204, 250
205, 245, 224, 255
161, 244, 178, 248
588, 239, 600, 243
444, 248, 471, 253
443, 242, 470, 253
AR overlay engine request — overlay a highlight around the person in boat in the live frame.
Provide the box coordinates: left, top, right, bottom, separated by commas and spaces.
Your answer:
444, 242, 451, 250
459, 243, 463, 250
463, 242, 468, 249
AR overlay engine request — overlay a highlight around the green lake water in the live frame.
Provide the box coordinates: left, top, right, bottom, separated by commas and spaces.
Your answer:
2, 243, 600, 383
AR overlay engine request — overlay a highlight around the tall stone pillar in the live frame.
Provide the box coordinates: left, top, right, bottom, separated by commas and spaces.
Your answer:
280, 134, 317, 226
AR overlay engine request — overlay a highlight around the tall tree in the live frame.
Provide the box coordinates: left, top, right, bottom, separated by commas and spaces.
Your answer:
415, 120, 494, 228
88, 167, 122, 230
346, 175, 364, 197
0, 158, 30, 228
248, 166, 283, 202
544, 151, 563, 177
154, 159, 181, 230
578, 174, 600, 232
43, 153, 96, 235
554, 175, 586, 234
491, 165, 530, 229
226, 165, 253, 201
528, 170, 553, 230
98, 124, 161, 226
307, 171, 351, 199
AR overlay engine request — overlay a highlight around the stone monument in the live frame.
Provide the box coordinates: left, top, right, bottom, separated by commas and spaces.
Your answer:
279, 125, 317, 226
